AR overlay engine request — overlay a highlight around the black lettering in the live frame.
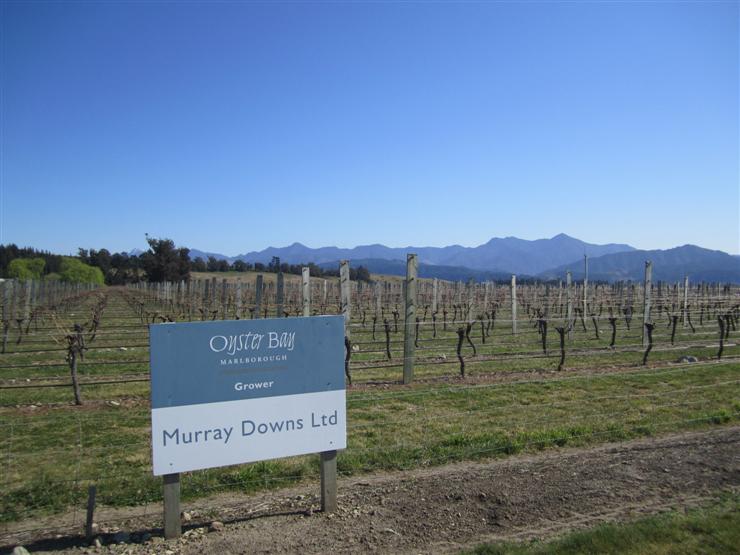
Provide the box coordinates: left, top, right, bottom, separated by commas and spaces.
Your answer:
163, 428, 179, 446
242, 420, 255, 436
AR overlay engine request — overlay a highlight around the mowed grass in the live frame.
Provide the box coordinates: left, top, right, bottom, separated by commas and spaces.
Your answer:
0, 287, 738, 526
467, 493, 740, 555
1, 360, 738, 523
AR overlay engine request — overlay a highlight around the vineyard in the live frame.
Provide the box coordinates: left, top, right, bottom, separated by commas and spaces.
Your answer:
1, 262, 739, 550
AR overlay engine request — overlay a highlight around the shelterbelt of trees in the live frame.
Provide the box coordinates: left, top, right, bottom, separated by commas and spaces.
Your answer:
0, 238, 372, 285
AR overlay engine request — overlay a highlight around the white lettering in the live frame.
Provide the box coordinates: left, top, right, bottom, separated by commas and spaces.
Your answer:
268, 331, 295, 351
234, 381, 275, 392
209, 333, 265, 355
209, 336, 228, 352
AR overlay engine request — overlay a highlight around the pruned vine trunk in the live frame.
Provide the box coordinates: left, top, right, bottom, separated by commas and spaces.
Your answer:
642, 322, 655, 366
456, 327, 465, 378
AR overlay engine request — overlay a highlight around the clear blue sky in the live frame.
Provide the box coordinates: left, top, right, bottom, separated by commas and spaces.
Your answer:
1, 1, 738, 256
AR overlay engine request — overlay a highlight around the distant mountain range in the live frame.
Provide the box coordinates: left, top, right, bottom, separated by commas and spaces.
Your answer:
539, 245, 740, 283
190, 234, 634, 275
181, 234, 740, 283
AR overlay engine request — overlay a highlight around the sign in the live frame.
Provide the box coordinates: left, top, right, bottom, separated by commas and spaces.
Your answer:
150, 315, 346, 475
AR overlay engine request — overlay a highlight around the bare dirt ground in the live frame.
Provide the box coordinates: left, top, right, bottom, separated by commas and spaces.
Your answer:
6, 426, 740, 555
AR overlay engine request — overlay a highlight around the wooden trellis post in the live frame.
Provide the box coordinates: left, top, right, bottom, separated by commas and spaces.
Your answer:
683, 275, 689, 328
511, 275, 517, 335
375, 281, 382, 317
276, 272, 284, 317
340, 261, 351, 334
302, 268, 310, 317
403, 254, 418, 384
235, 280, 242, 319
642, 261, 653, 347
583, 255, 588, 318
255, 275, 263, 319
432, 278, 438, 315
566, 271, 573, 340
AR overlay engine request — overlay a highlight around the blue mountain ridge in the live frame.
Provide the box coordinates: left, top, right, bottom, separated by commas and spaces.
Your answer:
189, 234, 634, 276
538, 245, 740, 283
184, 236, 740, 283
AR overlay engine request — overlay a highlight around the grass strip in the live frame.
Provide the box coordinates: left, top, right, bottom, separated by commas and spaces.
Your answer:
467, 493, 740, 555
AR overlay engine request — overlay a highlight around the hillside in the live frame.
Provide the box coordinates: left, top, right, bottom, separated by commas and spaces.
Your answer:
539, 245, 740, 283
317, 258, 518, 282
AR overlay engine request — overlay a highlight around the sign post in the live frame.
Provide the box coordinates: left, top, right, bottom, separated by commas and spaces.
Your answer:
163, 473, 180, 539
320, 450, 338, 512
149, 316, 346, 538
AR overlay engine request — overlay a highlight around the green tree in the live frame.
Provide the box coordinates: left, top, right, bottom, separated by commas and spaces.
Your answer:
0, 244, 20, 275
59, 257, 105, 285
90, 249, 112, 275
108, 252, 141, 285
268, 256, 280, 273
0, 245, 61, 276
307, 262, 323, 277
139, 237, 190, 282
232, 260, 249, 272
191, 257, 207, 272
352, 265, 372, 282
207, 256, 220, 272
8, 258, 45, 280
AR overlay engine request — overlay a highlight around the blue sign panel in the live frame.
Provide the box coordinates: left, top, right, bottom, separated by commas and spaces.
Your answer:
150, 315, 345, 409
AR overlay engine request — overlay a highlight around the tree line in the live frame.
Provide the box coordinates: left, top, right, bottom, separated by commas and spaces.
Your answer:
0, 238, 372, 285
0, 244, 105, 285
